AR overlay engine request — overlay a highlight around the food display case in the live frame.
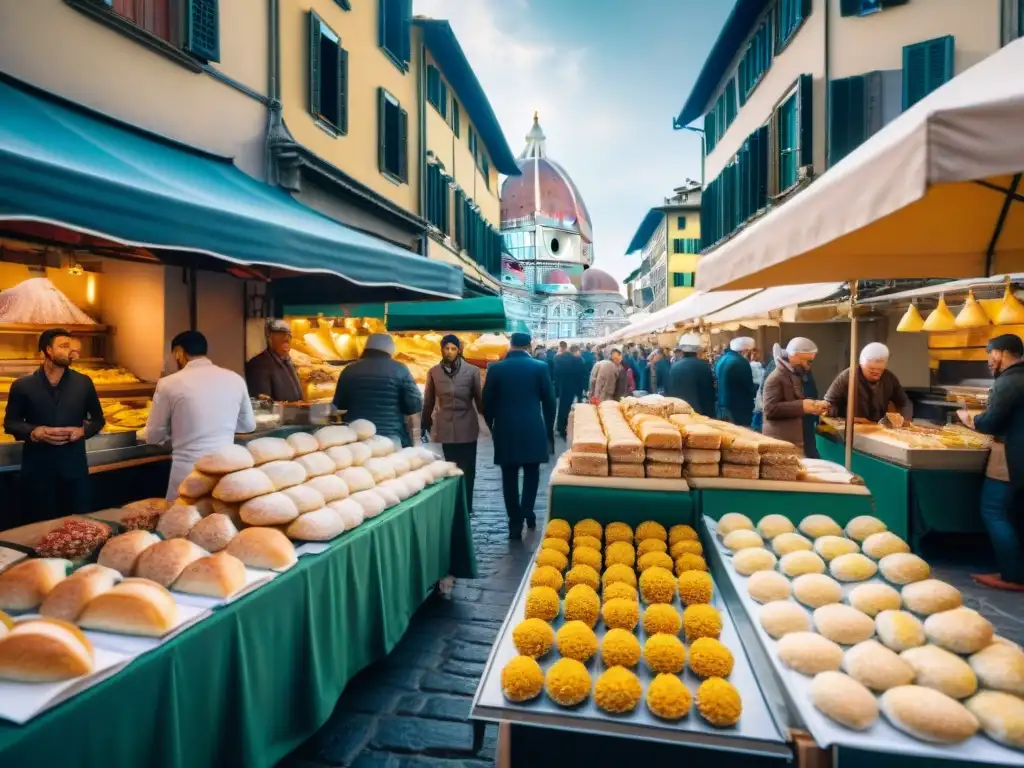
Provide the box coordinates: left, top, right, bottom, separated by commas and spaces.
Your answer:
818, 418, 991, 472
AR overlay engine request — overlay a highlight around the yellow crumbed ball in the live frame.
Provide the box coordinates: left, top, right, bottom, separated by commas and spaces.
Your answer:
689, 637, 734, 678
524, 586, 561, 622
670, 539, 703, 559
530, 565, 564, 591
635, 520, 668, 543
637, 538, 668, 556
678, 570, 714, 606
556, 620, 599, 662
573, 535, 602, 551
601, 597, 640, 630
696, 677, 742, 727
669, 524, 699, 545
605, 522, 634, 544
639, 567, 678, 604
643, 633, 687, 674
536, 548, 569, 572
604, 541, 636, 568
604, 582, 639, 603
643, 603, 682, 636
565, 564, 600, 591
601, 628, 642, 667
563, 584, 601, 627
573, 518, 603, 540
683, 604, 723, 642
638, 551, 676, 573
594, 666, 643, 714
572, 546, 602, 571
675, 553, 708, 576
646, 673, 692, 720
544, 657, 592, 706
545, 519, 572, 541
602, 563, 638, 589
512, 618, 554, 658
501, 655, 545, 702
541, 537, 570, 556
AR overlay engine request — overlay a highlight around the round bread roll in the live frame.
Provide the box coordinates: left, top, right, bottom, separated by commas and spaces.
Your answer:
305, 475, 349, 503
295, 451, 335, 479
924, 608, 993, 655
772, 532, 813, 556
414, 466, 438, 486
157, 505, 202, 539
901, 644, 978, 699
350, 490, 386, 519
814, 604, 875, 645
723, 529, 764, 553
799, 514, 843, 539
313, 425, 358, 449
281, 484, 326, 514
259, 460, 307, 491
188, 513, 239, 553
363, 457, 397, 484
843, 639, 915, 691
173, 551, 246, 599
814, 535, 860, 562
747, 571, 792, 604
756, 514, 795, 540
792, 574, 843, 609
965, 690, 1024, 749
240, 492, 300, 526
777, 632, 844, 675
374, 485, 401, 509
246, 436, 295, 465
212, 468, 274, 503
286, 431, 320, 456
97, 530, 161, 576
287, 508, 345, 541
845, 515, 887, 542
876, 610, 926, 652
387, 453, 411, 477
862, 531, 910, 560
365, 435, 397, 457
880, 685, 979, 743
759, 601, 811, 639
878, 552, 930, 585
992, 634, 1022, 651
416, 446, 439, 464
328, 498, 365, 530
211, 499, 243, 527
900, 579, 962, 616
40, 565, 120, 622
847, 583, 902, 617
968, 642, 1024, 696
0, 618, 95, 682
348, 442, 372, 466
717, 513, 754, 537
338, 467, 375, 493
195, 444, 254, 475
829, 553, 878, 583
178, 470, 217, 499
326, 445, 354, 471
0, 559, 71, 612
402, 470, 427, 495
349, 419, 376, 441
779, 550, 826, 577
225, 527, 297, 570
379, 477, 412, 501
400, 447, 424, 470
177, 495, 215, 518
136, 538, 207, 587
733, 548, 777, 576
810, 671, 879, 730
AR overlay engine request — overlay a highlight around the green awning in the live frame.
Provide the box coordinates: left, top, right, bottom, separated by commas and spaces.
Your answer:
385, 297, 508, 332
0, 76, 462, 302
281, 303, 387, 319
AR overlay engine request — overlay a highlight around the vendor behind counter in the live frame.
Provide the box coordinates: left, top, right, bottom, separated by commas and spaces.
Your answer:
245, 319, 303, 403
824, 342, 913, 425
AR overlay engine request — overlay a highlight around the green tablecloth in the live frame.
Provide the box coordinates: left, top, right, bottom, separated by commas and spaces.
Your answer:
0, 477, 476, 768
548, 484, 696, 528
696, 488, 877, 531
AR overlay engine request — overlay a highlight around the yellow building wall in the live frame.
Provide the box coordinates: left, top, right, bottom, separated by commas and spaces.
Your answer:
666, 209, 701, 304
279, 0, 420, 215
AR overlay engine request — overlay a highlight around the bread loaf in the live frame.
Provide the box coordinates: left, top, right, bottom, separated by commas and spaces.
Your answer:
286, 431, 320, 456
328, 498, 365, 530
845, 515, 887, 542
403, 471, 427, 494
287, 508, 345, 541
843, 639, 915, 692
399, 446, 424, 470
195, 444, 254, 475
304, 475, 349, 503
281, 484, 326, 513
924, 608, 993, 654
173, 551, 246, 598
337, 466, 374, 492
756, 514, 795, 539
374, 485, 401, 508
211, 499, 244, 527
259, 460, 307, 491
721, 448, 760, 466
772, 531, 813, 555
879, 552, 930, 585
848, 583, 901, 617
762, 452, 802, 468
968, 643, 1024, 696
350, 490, 387, 519
777, 632, 844, 674
157, 504, 203, 539
213, 468, 275, 502
349, 419, 376, 440
366, 435, 397, 457
880, 686, 979, 743
814, 604, 876, 645
792, 573, 842, 608
759, 602, 811, 639
379, 477, 412, 501
136, 538, 207, 587
683, 462, 719, 479
901, 644, 978, 699
645, 449, 683, 464
760, 464, 803, 481
348, 442, 372, 466
178, 470, 217, 499
40, 565, 120, 621
810, 671, 879, 730
386, 453, 411, 476
225, 527, 297, 570
965, 690, 1024, 748
246, 436, 295, 465
176, 496, 215, 518
876, 610, 926, 652
326, 445, 354, 470
721, 464, 759, 480
0, 558, 70, 611
240, 492, 300, 526
900, 579, 962, 616
862, 531, 910, 560
684, 449, 721, 465
78, 578, 179, 637
188, 513, 239, 553
733, 548, 777, 576
314, 425, 358, 449
0, 617, 95, 682
98, 530, 161, 576
570, 452, 609, 476
295, 451, 336, 478
363, 457, 397, 483
610, 462, 644, 478
682, 424, 722, 450
746, 571, 792, 603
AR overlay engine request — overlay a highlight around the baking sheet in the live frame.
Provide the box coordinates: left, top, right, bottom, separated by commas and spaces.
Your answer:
172, 568, 277, 611
81, 603, 209, 656
703, 519, 1024, 765
294, 542, 331, 557
471, 565, 790, 757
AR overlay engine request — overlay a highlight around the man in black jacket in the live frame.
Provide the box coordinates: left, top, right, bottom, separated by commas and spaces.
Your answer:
553, 342, 585, 438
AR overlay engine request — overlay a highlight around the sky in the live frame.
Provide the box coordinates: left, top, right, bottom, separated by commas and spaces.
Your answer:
413, 0, 733, 288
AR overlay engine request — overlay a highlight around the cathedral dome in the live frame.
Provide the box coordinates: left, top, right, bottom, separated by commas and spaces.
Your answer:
580, 268, 620, 294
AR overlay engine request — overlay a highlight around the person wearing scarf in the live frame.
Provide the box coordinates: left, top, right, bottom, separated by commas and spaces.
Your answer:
422, 334, 483, 514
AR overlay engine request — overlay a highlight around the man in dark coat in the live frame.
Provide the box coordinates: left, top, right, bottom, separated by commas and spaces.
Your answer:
245, 319, 303, 402
483, 333, 555, 540
581, 344, 596, 396
665, 334, 715, 416
642, 349, 672, 394
553, 342, 585, 438
715, 337, 758, 427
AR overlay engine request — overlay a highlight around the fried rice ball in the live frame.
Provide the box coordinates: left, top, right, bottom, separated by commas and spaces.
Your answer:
643, 603, 682, 636
637, 538, 668, 557
604, 582, 639, 603
647, 673, 692, 720
595, 666, 643, 714
670, 539, 704, 559
573, 518, 603, 540
684, 604, 723, 642
639, 566, 677, 604
677, 570, 714, 606
556, 620, 599, 662
696, 677, 742, 727
601, 628, 642, 667
674, 553, 708, 575
602, 596, 640, 630
501, 655, 544, 702
574, 534, 602, 551
541, 537, 570, 556
605, 522, 634, 544
605, 541, 636, 568
563, 584, 600, 627
669, 524, 699, 544
571, 546, 602, 571
689, 637, 735, 678
638, 551, 675, 573
524, 586, 560, 622
530, 565, 564, 591
644, 633, 687, 674
545, 519, 572, 542
544, 657, 592, 706
635, 520, 668, 543
535, 548, 569, 572
565, 564, 600, 591
512, 618, 554, 658
603, 563, 638, 589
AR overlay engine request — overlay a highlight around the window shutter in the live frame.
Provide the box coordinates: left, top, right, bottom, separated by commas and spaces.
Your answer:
927, 35, 954, 91
452, 102, 460, 137
398, 107, 409, 182
439, 81, 448, 120
864, 70, 883, 137
839, 0, 862, 16
903, 42, 927, 108
401, 0, 412, 63
309, 13, 322, 119
185, 0, 220, 62
798, 73, 813, 168
377, 88, 387, 174
377, 0, 386, 48
828, 78, 849, 166
337, 46, 349, 134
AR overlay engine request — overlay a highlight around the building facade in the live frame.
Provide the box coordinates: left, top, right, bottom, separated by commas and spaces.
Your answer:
676, 0, 1020, 255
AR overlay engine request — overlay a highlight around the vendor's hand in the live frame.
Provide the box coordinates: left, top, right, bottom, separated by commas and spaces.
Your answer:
802, 399, 826, 415
66, 426, 86, 442
886, 413, 905, 428
957, 409, 974, 428
31, 426, 66, 445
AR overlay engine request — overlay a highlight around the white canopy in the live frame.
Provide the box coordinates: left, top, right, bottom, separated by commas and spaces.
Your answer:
859, 274, 1024, 304
608, 290, 757, 341
703, 282, 845, 325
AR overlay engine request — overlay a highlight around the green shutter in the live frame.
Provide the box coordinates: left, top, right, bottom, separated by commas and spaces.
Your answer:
398, 107, 409, 182
185, 0, 220, 62
452, 102, 460, 137
439, 81, 448, 120
798, 73, 813, 167
337, 46, 349, 134
903, 36, 952, 108
927, 35, 954, 91
334, 0, 351, 9
377, 0, 386, 47
377, 88, 387, 174
309, 13, 322, 119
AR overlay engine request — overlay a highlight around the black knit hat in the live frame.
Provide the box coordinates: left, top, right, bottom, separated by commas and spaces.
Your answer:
987, 334, 1024, 356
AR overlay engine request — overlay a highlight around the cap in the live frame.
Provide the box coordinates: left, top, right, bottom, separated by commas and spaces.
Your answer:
440, 333, 461, 350
510, 332, 532, 348
267, 319, 290, 334
785, 337, 818, 356
987, 333, 1024, 356
730, 337, 755, 352
678, 333, 701, 352
859, 342, 890, 365
365, 333, 396, 356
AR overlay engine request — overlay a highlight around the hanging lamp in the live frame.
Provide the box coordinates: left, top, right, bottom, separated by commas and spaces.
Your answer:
954, 289, 991, 329
996, 282, 1024, 325
922, 294, 956, 332
896, 302, 925, 332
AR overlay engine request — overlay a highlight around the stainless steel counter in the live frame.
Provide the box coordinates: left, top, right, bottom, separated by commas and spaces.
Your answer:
0, 433, 171, 474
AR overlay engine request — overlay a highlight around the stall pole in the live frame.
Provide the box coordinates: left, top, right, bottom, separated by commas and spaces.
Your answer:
844, 280, 859, 470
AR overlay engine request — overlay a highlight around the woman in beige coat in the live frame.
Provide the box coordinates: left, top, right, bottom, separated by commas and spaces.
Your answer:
762, 338, 828, 453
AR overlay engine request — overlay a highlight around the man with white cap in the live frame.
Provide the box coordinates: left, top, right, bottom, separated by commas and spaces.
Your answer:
666, 333, 715, 416
824, 342, 912, 426
245, 319, 304, 402
715, 337, 758, 427
762, 337, 829, 452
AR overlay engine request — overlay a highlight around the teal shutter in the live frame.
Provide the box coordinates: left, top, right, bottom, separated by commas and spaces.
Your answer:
398, 107, 409, 183
677, 216, 686, 228
337, 46, 348, 134
185, 0, 220, 62
377, 0, 386, 47
903, 36, 953, 108
927, 35, 954, 91
438, 81, 448, 120
377, 88, 387, 174
309, 13, 322, 119
452, 102, 460, 137
798, 73, 813, 168
829, 75, 867, 165
334, 0, 351, 8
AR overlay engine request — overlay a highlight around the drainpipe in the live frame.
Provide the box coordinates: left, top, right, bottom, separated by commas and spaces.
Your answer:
265, 0, 280, 184
823, 0, 831, 170
418, 40, 429, 257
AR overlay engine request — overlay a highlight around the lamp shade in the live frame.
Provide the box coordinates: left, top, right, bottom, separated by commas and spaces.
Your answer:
996, 284, 1024, 325
922, 295, 956, 332
954, 289, 991, 329
896, 303, 925, 332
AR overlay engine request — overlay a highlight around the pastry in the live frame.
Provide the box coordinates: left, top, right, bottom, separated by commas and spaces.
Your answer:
814, 604, 875, 645
0, 617, 94, 682
772, 532, 813, 556
814, 535, 859, 562
258, 460, 308, 491
246, 436, 295, 465
328, 498, 365, 530
195, 444, 255, 475
968, 642, 1024, 696
226, 527, 297, 570
901, 644, 978, 699
173, 551, 247, 598
722, 529, 763, 552
135, 538, 207, 587
378, 477, 412, 501
286, 432, 320, 456
240, 492, 300, 526
799, 514, 843, 539
338, 467, 375, 493
212, 468, 274, 502
294, 451, 336, 478
848, 583, 902, 617
829, 553, 878, 582
97, 530, 160, 576
386, 453, 411, 476
843, 640, 915, 691
305, 475, 350, 502
777, 632, 844, 675
78, 578, 179, 637
810, 671, 879, 730
845, 515, 886, 542
313, 425, 358, 449
39, 565, 119, 621
732, 548, 777, 576
188, 513, 239, 553
281, 484, 326, 513
924, 608, 993, 654
879, 553, 930, 585
862, 531, 910, 560
876, 610, 926, 652
792, 574, 843, 608
965, 690, 1024, 748
178, 470, 217, 499
364, 436, 396, 457
900, 579, 962, 616
0, 558, 69, 611
759, 601, 811, 638
779, 550, 826, 577
756, 514, 794, 539
746, 571, 792, 603
880, 686, 979, 743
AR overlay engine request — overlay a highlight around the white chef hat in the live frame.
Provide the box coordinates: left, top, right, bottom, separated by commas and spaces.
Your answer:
859, 342, 890, 364
785, 337, 818, 355
365, 333, 396, 356
678, 333, 701, 352
730, 336, 755, 352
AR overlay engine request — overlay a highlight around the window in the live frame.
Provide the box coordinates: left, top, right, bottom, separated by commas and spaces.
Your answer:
903, 35, 954, 109
426, 163, 449, 234
451, 101, 461, 138
426, 65, 447, 118
773, 74, 813, 194
468, 126, 478, 162
378, 89, 408, 183
840, 0, 908, 16
777, 0, 810, 48
481, 154, 491, 191
777, 93, 798, 192
310, 13, 349, 134
672, 273, 695, 288
706, 79, 738, 151
673, 238, 701, 254
677, 216, 687, 229
378, 0, 411, 69
828, 72, 898, 165
84, 0, 220, 62
453, 188, 466, 248
738, 14, 773, 102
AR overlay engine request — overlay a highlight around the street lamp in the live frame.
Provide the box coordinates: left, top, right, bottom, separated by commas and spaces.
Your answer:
672, 119, 706, 187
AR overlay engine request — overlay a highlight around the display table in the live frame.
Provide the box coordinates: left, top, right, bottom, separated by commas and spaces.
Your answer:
547, 474, 696, 527
0, 477, 476, 768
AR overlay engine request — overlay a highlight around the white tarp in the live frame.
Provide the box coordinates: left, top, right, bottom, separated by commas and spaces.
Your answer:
608, 289, 758, 341
859, 274, 1024, 304
703, 282, 845, 324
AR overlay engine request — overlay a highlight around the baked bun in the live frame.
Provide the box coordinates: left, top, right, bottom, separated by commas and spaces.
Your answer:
225, 527, 297, 570
387, 454, 412, 476
845, 515, 887, 542
281, 484, 326, 513
157, 504, 203, 539
829, 553, 878, 582
259, 460, 307, 491
348, 442, 372, 466
328, 499, 365, 530
0, 558, 70, 611
286, 432, 320, 456
178, 470, 217, 499
98, 530, 161, 576
403, 471, 427, 495
240, 492, 300, 526
843, 639, 915, 691
314, 425, 358, 449
379, 477, 412, 501
879, 553, 930, 585
814, 604, 875, 645
365, 435, 396, 457
792, 574, 843, 608
862, 531, 910, 560
400, 447, 425, 470
305, 475, 349, 503
40, 565, 119, 622
799, 514, 843, 539
900, 579, 962, 616
814, 535, 860, 562
0, 618, 94, 682
723, 529, 764, 552
338, 467, 375, 493
195, 445, 254, 475
876, 610, 926, 652
294, 451, 336, 479
733, 548, 777, 576
188, 513, 239, 553
772, 532, 813, 556
968, 642, 1024, 695
287, 508, 345, 541
78, 578, 179, 637
211, 499, 244, 527
759, 601, 811, 639
349, 419, 376, 441
122, 498, 171, 516
213, 468, 274, 502
747, 571, 792, 603
964, 690, 1024, 748
136, 538, 207, 587
246, 436, 295, 465
924, 608, 993, 654
848, 583, 902, 617
363, 457, 397, 484
901, 644, 978, 699
779, 550, 825, 577
350, 490, 387, 519
777, 632, 844, 675
880, 685, 979, 743
374, 485, 401, 508
325, 445, 354, 470
756, 514, 795, 539
181, 496, 216, 518
173, 551, 246, 598
716, 513, 754, 537
810, 671, 879, 730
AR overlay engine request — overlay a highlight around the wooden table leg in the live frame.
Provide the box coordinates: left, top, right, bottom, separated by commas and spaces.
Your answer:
792, 730, 831, 768
496, 721, 511, 768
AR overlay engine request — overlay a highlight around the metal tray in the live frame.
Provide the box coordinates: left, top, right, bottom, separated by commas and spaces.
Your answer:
471, 559, 791, 758
852, 434, 989, 471
703, 518, 1024, 766
0, 431, 138, 468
